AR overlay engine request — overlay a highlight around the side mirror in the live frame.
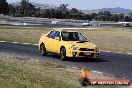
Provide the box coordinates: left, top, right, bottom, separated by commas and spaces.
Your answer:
55, 37, 61, 41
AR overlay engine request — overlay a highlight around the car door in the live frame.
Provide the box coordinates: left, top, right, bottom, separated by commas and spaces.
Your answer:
52, 31, 61, 53
46, 31, 61, 53
46, 31, 56, 52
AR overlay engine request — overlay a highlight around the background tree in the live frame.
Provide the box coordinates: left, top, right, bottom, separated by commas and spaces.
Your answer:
57, 4, 69, 19
118, 13, 124, 21
110, 14, 119, 22
0, 0, 9, 14
91, 13, 98, 20
70, 8, 82, 19
34, 7, 41, 18
14, 0, 38, 17
6, 0, 132, 21
124, 16, 132, 22
83, 14, 91, 20
8, 4, 16, 16
97, 11, 105, 21
103, 11, 111, 21
128, 13, 132, 18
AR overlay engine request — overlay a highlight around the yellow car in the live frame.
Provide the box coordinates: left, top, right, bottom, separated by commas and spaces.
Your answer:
38, 30, 100, 61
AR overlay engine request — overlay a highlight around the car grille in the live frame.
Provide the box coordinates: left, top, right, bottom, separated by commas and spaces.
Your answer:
79, 52, 94, 57
79, 48, 94, 51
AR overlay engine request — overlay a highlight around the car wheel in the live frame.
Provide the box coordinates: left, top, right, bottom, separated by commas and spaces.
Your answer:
40, 44, 47, 56
60, 47, 66, 61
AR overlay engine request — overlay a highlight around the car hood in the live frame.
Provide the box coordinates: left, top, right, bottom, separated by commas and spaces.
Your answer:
67, 41, 97, 49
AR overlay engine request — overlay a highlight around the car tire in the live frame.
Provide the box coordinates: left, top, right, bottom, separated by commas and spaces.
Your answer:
60, 47, 67, 61
40, 44, 47, 56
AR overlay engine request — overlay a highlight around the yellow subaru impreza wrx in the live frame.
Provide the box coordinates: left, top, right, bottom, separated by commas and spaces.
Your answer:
38, 30, 100, 61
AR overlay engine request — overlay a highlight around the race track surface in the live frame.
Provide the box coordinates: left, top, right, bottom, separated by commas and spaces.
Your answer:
0, 42, 132, 79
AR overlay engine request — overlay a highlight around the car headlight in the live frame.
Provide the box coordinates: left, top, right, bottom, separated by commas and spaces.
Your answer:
95, 47, 100, 52
71, 45, 78, 50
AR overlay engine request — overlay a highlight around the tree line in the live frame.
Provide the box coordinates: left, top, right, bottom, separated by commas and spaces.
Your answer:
0, 0, 132, 22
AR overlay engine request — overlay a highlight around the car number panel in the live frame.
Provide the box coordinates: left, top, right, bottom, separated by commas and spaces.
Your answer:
83, 52, 91, 56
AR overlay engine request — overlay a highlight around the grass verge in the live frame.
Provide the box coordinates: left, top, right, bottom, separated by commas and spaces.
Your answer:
77, 28, 132, 53
0, 55, 80, 88
0, 27, 50, 44
0, 53, 130, 88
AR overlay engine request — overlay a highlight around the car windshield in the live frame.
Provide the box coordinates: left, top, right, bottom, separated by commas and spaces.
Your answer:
61, 32, 87, 41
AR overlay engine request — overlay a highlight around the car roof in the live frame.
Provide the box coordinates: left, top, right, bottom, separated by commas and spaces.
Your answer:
52, 29, 78, 32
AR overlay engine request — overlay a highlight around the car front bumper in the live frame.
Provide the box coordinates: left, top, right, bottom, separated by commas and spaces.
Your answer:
66, 50, 100, 58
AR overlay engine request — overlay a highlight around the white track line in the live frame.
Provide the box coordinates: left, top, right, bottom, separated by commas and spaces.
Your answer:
106, 51, 111, 52
33, 44, 38, 46
71, 67, 79, 70
127, 53, 132, 55
92, 70, 103, 74
0, 41, 37, 46
0, 41, 6, 42
23, 43, 31, 45
12, 42, 19, 44
117, 52, 122, 54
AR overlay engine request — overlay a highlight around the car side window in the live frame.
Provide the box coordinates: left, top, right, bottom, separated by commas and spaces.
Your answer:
47, 31, 55, 38
54, 31, 60, 37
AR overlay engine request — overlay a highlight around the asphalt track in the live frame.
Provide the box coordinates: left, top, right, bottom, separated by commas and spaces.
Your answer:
0, 42, 132, 79
0, 23, 97, 28
0, 23, 80, 28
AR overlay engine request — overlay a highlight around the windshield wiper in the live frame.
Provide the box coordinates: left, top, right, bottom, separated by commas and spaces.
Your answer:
77, 41, 88, 43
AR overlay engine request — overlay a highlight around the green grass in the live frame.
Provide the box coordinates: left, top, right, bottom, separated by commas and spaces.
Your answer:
0, 55, 80, 88
77, 28, 132, 53
0, 55, 126, 88
0, 27, 50, 44
0, 27, 132, 53
0, 20, 22, 25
